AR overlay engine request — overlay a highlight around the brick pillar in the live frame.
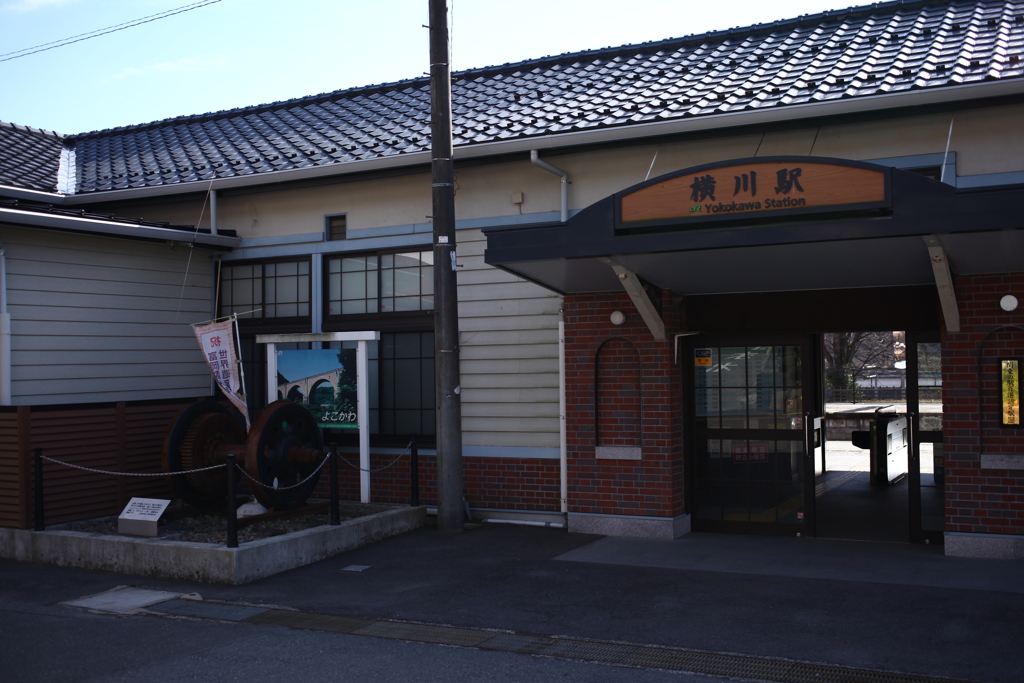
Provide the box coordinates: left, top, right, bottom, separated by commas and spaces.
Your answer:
942, 273, 1024, 558
563, 290, 685, 538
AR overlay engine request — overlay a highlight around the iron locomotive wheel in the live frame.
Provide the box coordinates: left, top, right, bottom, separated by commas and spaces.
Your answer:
162, 400, 245, 508
245, 400, 325, 509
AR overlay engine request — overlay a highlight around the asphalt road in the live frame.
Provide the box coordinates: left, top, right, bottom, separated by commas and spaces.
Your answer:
2, 524, 1021, 682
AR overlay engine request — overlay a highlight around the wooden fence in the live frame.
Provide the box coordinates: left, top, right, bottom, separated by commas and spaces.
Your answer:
0, 398, 200, 529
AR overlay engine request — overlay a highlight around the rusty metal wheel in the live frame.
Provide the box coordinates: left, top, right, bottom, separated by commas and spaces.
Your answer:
245, 400, 324, 510
162, 400, 246, 508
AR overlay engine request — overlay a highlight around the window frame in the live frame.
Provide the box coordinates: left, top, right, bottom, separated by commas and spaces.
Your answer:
325, 213, 347, 241
218, 255, 314, 332
322, 247, 435, 331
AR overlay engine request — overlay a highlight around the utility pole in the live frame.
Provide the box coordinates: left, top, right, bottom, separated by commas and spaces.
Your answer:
429, 0, 463, 534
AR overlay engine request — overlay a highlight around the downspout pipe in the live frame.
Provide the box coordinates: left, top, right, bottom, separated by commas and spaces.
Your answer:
559, 309, 567, 516
0, 245, 11, 405
530, 150, 568, 223
209, 189, 219, 235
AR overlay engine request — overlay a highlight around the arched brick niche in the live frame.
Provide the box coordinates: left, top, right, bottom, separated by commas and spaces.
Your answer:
975, 324, 1024, 463
594, 337, 642, 460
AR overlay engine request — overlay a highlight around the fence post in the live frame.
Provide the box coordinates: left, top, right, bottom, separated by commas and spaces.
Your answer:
33, 447, 44, 531
410, 438, 420, 507
226, 453, 238, 548
329, 443, 340, 526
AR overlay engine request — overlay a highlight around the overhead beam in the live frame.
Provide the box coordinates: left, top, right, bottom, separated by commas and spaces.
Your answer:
600, 258, 666, 340
923, 235, 960, 333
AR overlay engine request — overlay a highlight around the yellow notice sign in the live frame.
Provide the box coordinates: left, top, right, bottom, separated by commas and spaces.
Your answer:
695, 349, 712, 367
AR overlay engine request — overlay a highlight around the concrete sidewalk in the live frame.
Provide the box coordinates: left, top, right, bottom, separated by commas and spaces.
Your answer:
2, 523, 1022, 682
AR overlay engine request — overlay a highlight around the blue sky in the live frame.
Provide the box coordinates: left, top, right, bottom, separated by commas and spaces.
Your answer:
278, 348, 349, 382
0, 0, 850, 135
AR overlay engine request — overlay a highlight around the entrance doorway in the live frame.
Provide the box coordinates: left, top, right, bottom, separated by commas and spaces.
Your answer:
686, 331, 943, 543
688, 336, 821, 536
816, 330, 911, 542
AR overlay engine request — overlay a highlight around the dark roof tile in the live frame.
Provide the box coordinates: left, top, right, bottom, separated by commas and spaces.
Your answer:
4, 0, 1023, 196
0, 121, 64, 192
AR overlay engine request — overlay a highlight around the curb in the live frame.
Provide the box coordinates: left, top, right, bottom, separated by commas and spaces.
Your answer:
0, 505, 427, 584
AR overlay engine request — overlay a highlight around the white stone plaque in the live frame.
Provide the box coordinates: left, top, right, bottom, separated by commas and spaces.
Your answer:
118, 497, 171, 537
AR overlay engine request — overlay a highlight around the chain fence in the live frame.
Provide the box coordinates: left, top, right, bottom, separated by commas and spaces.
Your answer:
233, 451, 333, 491
335, 441, 414, 473
39, 455, 226, 477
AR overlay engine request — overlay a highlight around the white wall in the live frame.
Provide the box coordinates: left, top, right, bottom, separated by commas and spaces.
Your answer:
1, 225, 215, 405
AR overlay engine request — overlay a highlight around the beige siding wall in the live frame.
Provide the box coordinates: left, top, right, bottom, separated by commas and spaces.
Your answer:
114, 102, 1024, 237
0, 226, 213, 405
456, 229, 561, 448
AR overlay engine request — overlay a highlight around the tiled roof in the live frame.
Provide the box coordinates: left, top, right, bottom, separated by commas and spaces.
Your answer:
0, 121, 64, 193
0, 196, 207, 233
9, 0, 1024, 196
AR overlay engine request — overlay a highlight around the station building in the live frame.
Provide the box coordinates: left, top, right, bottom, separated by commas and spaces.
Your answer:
1, 0, 1022, 559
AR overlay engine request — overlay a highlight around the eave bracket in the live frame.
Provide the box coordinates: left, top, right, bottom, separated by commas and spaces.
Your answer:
923, 235, 960, 333
600, 258, 666, 340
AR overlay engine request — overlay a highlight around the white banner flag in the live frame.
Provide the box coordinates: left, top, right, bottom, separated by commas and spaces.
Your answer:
194, 318, 250, 428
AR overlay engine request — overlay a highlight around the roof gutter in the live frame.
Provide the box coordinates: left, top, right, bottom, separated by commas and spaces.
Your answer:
49, 78, 1024, 206
0, 185, 67, 203
0, 207, 240, 248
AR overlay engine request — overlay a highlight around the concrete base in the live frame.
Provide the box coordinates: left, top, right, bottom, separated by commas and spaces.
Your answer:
568, 512, 690, 540
595, 446, 642, 460
117, 517, 158, 537
0, 505, 426, 584
980, 452, 1024, 470
945, 531, 1024, 560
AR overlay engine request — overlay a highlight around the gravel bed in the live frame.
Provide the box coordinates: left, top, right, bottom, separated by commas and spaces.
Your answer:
57, 504, 382, 544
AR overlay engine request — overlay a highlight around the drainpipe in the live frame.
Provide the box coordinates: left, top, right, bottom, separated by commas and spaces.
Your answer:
559, 309, 567, 516
530, 150, 568, 223
209, 189, 219, 235
0, 245, 11, 405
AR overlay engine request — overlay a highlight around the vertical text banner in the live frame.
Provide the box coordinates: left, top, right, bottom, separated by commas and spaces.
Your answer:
194, 319, 250, 428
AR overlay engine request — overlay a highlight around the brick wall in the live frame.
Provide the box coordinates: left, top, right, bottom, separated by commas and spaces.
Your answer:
320, 451, 561, 513
563, 291, 684, 518
942, 272, 1024, 536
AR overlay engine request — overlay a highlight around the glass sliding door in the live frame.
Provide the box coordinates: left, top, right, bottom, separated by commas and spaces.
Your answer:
690, 337, 818, 535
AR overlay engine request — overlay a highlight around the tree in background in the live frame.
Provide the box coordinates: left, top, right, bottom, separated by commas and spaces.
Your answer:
823, 332, 900, 402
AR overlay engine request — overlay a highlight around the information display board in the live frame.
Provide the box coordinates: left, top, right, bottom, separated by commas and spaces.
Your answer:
277, 348, 358, 429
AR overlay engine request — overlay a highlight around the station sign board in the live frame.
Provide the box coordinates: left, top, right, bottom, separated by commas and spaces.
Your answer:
617, 158, 891, 231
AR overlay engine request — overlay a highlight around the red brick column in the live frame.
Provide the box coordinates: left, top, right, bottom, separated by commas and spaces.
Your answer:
942, 273, 1024, 538
563, 291, 684, 519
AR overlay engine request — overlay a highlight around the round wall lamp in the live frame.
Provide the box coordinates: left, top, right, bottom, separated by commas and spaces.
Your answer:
610, 310, 626, 326
1000, 295, 1019, 312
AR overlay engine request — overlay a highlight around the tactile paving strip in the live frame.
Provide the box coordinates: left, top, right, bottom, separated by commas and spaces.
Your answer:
353, 620, 496, 647
148, 599, 267, 622
222, 605, 968, 682
245, 609, 372, 634
477, 633, 555, 655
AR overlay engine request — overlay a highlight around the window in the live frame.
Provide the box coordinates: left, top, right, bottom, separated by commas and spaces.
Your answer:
326, 250, 433, 317
330, 332, 436, 437
219, 259, 310, 319
326, 214, 347, 241
322, 248, 435, 442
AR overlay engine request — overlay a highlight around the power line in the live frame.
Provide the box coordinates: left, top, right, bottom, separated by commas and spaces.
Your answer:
0, 0, 225, 63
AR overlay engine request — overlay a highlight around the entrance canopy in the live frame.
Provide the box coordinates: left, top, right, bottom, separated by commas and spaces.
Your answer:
484, 157, 1024, 318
